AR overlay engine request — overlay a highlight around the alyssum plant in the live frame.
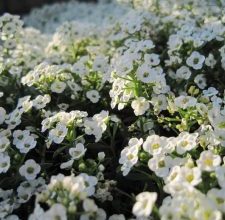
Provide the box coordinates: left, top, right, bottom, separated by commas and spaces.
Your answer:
1, 0, 225, 219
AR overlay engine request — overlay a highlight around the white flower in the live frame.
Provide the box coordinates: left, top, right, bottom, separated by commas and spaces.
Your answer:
41, 118, 52, 132
219, 44, 225, 56
215, 166, 225, 188
79, 173, 98, 196
136, 64, 157, 83
176, 132, 198, 155
211, 96, 222, 108
44, 204, 67, 220
176, 66, 192, 80
96, 208, 106, 220
69, 143, 86, 160
21, 99, 33, 112
144, 53, 160, 66
58, 103, 69, 111
86, 90, 100, 103
93, 55, 108, 73
51, 81, 66, 93
84, 119, 102, 142
196, 103, 208, 117
197, 151, 221, 171
174, 95, 197, 109
98, 152, 105, 161
132, 192, 157, 217
93, 110, 109, 126
165, 165, 182, 185
138, 39, 155, 51
49, 123, 68, 144
32, 94, 51, 109
119, 145, 139, 176
19, 159, 41, 180
164, 137, 177, 153
60, 159, 74, 169
71, 61, 88, 76
180, 166, 202, 186
128, 137, 143, 148
167, 34, 182, 50
13, 130, 37, 153
9, 66, 22, 77
148, 155, 170, 178
121, 14, 142, 34
205, 53, 216, 68
203, 87, 218, 97
13, 129, 30, 143
0, 152, 10, 173
67, 81, 81, 93
0, 137, 10, 153
5, 215, 19, 220
194, 205, 222, 220
15, 135, 37, 154
186, 51, 205, 70
131, 97, 149, 116
84, 111, 108, 142
194, 74, 207, 89
221, 57, 225, 70
83, 198, 98, 212
110, 115, 120, 123
207, 188, 225, 212
28, 203, 45, 220
143, 134, 167, 155
17, 184, 32, 203
113, 54, 133, 76
151, 94, 167, 113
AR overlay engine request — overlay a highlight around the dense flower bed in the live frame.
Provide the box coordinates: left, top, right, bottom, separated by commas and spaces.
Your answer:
1, 0, 225, 219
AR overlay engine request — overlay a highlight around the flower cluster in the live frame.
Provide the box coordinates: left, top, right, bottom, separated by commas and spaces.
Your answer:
1, 0, 225, 219
29, 173, 104, 220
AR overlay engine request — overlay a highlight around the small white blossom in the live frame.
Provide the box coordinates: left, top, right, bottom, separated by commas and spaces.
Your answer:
98, 152, 105, 161
215, 166, 225, 188
32, 95, 51, 109
0, 137, 10, 153
86, 90, 100, 103
132, 192, 157, 217
83, 198, 98, 212
51, 81, 66, 93
0, 152, 10, 173
205, 53, 216, 68
19, 159, 41, 180
69, 143, 86, 160
131, 97, 149, 116
194, 74, 207, 89
176, 132, 198, 155
49, 123, 68, 144
174, 95, 197, 109
44, 204, 67, 220
186, 51, 205, 70
176, 66, 192, 80
197, 151, 221, 171
143, 134, 167, 155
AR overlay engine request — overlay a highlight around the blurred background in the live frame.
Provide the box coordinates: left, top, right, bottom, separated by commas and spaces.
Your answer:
0, 0, 96, 15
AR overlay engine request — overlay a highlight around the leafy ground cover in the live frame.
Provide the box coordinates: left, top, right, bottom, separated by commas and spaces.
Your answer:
1, 0, 225, 219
